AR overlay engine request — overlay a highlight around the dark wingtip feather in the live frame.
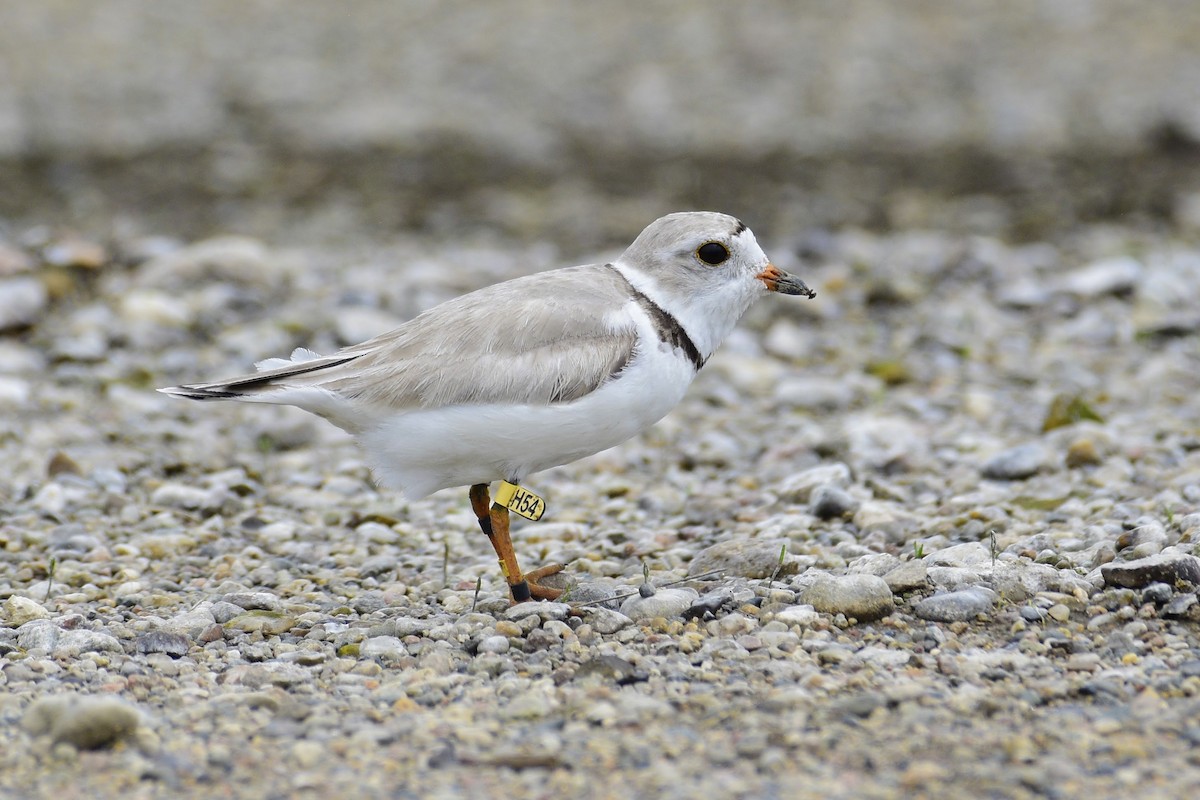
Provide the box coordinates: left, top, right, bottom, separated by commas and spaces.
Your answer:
157, 385, 242, 401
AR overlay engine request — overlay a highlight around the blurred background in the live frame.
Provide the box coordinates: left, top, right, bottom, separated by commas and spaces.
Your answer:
2, 0, 1200, 249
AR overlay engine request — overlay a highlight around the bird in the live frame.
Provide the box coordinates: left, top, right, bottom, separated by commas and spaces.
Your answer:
160, 212, 816, 602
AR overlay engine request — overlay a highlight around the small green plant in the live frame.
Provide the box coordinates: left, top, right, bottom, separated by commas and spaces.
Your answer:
471, 576, 482, 612
768, 542, 788, 587
989, 529, 999, 568
912, 541, 925, 560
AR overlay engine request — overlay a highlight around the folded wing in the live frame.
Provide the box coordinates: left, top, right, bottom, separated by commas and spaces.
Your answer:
159, 264, 639, 429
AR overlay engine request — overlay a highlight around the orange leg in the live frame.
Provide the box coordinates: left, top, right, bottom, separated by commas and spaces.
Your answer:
469, 483, 563, 602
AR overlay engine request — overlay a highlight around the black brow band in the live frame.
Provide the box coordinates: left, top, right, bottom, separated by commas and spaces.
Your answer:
609, 266, 706, 371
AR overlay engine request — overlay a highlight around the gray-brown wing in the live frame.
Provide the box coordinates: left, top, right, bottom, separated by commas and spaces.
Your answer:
167, 264, 640, 410
328, 264, 638, 408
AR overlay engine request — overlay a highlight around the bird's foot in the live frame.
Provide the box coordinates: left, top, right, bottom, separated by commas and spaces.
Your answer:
516, 563, 566, 599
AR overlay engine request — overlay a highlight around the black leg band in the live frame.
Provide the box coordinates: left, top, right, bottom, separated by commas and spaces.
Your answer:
509, 580, 531, 602
477, 517, 493, 537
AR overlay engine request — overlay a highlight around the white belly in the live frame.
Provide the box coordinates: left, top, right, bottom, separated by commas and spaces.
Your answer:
357, 343, 696, 498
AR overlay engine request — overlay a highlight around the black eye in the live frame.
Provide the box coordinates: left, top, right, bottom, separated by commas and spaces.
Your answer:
697, 242, 730, 266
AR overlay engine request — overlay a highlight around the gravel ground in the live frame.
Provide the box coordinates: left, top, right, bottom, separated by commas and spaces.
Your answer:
2, 212, 1200, 798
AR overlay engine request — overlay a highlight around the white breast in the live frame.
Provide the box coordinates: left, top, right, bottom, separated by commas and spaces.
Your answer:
357, 300, 698, 498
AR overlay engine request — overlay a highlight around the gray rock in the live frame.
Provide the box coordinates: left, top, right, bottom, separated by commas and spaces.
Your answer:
210, 601, 244, 624
1101, 554, 1200, 589
852, 502, 919, 541
54, 630, 123, 656
685, 588, 735, 619
620, 588, 698, 621
361, 636, 407, 659
163, 604, 218, 637
796, 574, 894, 622
926, 567, 986, 591
576, 608, 633, 635
1163, 593, 1198, 618
811, 484, 859, 519
775, 376, 858, 410
847, 553, 902, 577
351, 591, 388, 614
358, 555, 396, 578
772, 605, 820, 628
0, 276, 48, 330
1020, 605, 1047, 622
981, 443, 1046, 480
391, 618, 431, 637
476, 635, 510, 654
574, 655, 644, 685
687, 538, 798, 579
927, 542, 993, 567
503, 602, 570, 622
778, 463, 852, 504
224, 612, 296, 636
1058, 256, 1142, 298
23, 696, 140, 749
136, 631, 191, 657
913, 588, 997, 622
2, 596, 50, 626
150, 482, 226, 512
222, 592, 283, 611
883, 560, 929, 593
1141, 582, 1174, 605
559, 581, 625, 610
17, 620, 59, 652
987, 562, 1060, 601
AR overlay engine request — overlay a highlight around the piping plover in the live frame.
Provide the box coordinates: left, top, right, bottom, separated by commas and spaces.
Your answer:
161, 212, 815, 601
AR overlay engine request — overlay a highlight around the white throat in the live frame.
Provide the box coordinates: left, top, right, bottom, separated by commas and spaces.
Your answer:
611, 260, 759, 359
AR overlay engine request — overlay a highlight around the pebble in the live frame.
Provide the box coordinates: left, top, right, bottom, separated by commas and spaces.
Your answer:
149, 482, 226, 512
913, 588, 997, 622
0, 375, 31, 406
777, 462, 853, 503
361, 636, 407, 659
3, 596, 50, 625
476, 635, 510, 654
1058, 256, 1142, 298
136, 631, 192, 657
811, 484, 859, 519
574, 655, 642, 684
164, 605, 218, 637
852, 502, 918, 540
1163, 593, 1198, 618
225, 612, 297, 636
1101, 554, 1200, 589
0, 276, 48, 330
772, 604, 820, 628
575, 608, 633, 634
1047, 604, 1071, 622
687, 538, 798, 579
981, 443, 1046, 480
23, 696, 140, 749
223, 591, 284, 611
503, 602, 570, 622
1141, 583, 1173, 605
620, 588, 698, 621
796, 574, 895, 621
883, 560, 929, 593
17, 620, 61, 652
